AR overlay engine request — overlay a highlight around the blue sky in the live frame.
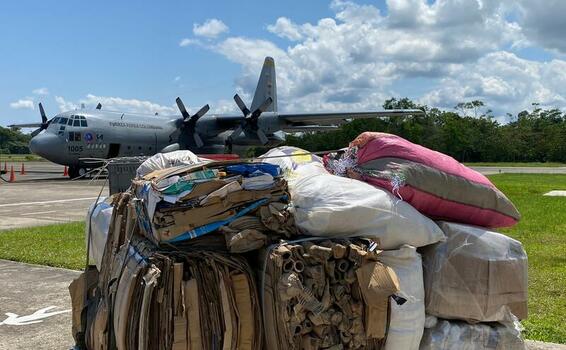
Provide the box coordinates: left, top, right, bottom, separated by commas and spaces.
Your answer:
2, 0, 565, 127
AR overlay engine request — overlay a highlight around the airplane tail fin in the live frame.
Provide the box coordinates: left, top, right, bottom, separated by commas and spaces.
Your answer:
250, 57, 277, 113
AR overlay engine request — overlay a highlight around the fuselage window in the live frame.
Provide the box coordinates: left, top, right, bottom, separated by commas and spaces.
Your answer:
68, 132, 82, 142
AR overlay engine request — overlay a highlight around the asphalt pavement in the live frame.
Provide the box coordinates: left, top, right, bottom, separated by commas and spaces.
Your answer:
0, 162, 108, 230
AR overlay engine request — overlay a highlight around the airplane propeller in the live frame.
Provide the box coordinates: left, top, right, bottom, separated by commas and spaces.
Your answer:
31, 103, 50, 137
175, 97, 209, 148
229, 94, 272, 145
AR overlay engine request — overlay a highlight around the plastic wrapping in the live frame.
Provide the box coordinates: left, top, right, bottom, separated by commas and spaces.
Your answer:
290, 172, 445, 250
420, 316, 526, 350
422, 222, 528, 322
136, 150, 201, 178
378, 245, 425, 350
260, 146, 327, 184
85, 198, 113, 270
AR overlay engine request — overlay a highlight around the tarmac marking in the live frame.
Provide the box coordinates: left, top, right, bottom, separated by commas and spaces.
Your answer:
0, 197, 98, 208
20, 210, 58, 216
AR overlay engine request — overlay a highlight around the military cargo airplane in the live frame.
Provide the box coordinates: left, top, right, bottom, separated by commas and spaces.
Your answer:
8, 57, 422, 178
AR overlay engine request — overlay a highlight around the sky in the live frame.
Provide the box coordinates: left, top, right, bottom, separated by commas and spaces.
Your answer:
1, 0, 566, 127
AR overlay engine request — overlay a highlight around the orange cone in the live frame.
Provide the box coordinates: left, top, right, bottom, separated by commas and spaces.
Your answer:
9, 165, 15, 182
20, 163, 26, 175
63, 166, 68, 177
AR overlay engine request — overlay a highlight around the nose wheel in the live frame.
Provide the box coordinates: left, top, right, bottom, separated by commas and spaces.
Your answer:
68, 166, 87, 179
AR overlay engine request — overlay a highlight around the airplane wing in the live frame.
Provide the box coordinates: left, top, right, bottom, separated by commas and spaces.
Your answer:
7, 123, 43, 128
279, 109, 424, 126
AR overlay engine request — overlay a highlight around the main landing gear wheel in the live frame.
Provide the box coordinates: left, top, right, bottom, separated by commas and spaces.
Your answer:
68, 166, 87, 179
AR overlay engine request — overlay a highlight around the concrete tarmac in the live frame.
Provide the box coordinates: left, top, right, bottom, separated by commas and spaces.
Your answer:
0, 259, 80, 350
0, 162, 108, 231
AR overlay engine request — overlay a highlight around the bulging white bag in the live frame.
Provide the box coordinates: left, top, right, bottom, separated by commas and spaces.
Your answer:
136, 150, 201, 178
260, 146, 328, 185
85, 198, 113, 270
290, 173, 444, 249
378, 245, 425, 350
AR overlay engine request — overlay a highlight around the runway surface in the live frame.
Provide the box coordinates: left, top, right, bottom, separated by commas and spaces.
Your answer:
0, 162, 108, 230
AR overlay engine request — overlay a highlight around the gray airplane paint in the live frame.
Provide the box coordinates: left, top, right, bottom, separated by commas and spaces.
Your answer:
11, 56, 423, 178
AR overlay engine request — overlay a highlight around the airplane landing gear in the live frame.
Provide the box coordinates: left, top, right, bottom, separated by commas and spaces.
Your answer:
68, 166, 87, 179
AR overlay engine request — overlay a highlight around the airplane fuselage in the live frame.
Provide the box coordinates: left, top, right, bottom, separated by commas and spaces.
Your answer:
28, 109, 285, 174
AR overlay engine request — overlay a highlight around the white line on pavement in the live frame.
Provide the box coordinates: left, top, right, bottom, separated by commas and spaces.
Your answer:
0, 197, 98, 208
20, 210, 58, 216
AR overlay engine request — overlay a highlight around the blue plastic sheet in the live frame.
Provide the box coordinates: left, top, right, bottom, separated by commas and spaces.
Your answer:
226, 163, 281, 177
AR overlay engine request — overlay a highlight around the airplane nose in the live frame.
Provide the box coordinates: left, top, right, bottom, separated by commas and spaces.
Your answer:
29, 133, 59, 159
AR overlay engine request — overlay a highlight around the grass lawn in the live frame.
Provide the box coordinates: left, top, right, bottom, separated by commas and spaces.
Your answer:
0, 221, 85, 270
0, 174, 565, 343
465, 162, 566, 167
489, 174, 566, 344
0, 154, 45, 162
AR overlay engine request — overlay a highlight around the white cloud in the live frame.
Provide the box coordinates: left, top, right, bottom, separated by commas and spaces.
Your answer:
267, 18, 303, 41
419, 52, 566, 114
10, 99, 34, 110
193, 0, 566, 116
515, 0, 566, 54
55, 94, 177, 115
193, 19, 229, 38
174, 76, 181, 82
32, 87, 49, 95
179, 38, 199, 47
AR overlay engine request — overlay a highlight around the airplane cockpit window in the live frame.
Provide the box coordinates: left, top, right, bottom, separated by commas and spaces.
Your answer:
52, 117, 60, 124
67, 118, 73, 126
81, 119, 87, 127
73, 119, 81, 127
59, 117, 68, 125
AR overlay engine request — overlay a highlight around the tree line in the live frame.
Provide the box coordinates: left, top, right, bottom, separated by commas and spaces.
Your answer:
286, 98, 566, 163
0, 126, 30, 154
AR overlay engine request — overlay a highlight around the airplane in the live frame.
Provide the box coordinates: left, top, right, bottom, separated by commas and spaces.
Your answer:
8, 56, 423, 179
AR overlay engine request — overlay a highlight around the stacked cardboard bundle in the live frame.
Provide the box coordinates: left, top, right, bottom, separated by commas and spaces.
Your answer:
73, 191, 263, 350
260, 238, 401, 350
131, 160, 291, 244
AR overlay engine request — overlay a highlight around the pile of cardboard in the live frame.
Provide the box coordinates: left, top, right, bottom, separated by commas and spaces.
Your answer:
260, 239, 401, 350
72, 157, 410, 350
71, 143, 529, 350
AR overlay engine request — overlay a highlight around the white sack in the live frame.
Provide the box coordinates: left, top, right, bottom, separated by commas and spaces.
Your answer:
260, 146, 327, 184
136, 150, 201, 177
378, 245, 425, 350
85, 198, 113, 270
420, 317, 526, 350
290, 173, 445, 249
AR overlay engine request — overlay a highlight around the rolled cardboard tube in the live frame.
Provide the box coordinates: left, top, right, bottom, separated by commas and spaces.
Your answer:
281, 251, 292, 261
332, 244, 347, 259
293, 260, 305, 273
283, 259, 295, 272
336, 259, 350, 273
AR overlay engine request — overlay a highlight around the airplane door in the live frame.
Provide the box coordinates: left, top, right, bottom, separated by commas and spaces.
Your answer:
108, 143, 120, 158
